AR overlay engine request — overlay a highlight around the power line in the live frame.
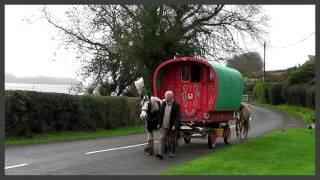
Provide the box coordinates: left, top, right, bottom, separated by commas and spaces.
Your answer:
263, 41, 266, 82
269, 32, 315, 49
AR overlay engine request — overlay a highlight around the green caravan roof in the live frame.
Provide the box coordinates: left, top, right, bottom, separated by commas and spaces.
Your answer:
210, 63, 244, 111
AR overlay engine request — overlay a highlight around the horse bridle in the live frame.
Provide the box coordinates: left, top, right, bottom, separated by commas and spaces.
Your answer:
141, 97, 152, 118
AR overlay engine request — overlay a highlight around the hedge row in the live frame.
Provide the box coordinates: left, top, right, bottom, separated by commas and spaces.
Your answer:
253, 82, 272, 104
5, 90, 141, 137
282, 84, 315, 109
305, 85, 315, 109
268, 83, 284, 105
280, 57, 315, 108
253, 82, 315, 109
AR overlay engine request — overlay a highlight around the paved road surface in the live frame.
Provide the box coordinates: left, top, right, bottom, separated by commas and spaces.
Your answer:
5, 105, 305, 175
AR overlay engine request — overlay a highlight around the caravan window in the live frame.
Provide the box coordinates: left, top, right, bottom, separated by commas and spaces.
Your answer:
191, 65, 201, 82
181, 65, 189, 81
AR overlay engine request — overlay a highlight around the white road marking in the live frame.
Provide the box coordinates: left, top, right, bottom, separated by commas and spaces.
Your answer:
86, 118, 253, 155
5, 163, 29, 170
85, 141, 160, 155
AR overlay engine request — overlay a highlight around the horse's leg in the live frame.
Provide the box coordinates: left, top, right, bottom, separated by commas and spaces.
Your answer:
144, 120, 148, 154
246, 127, 249, 138
239, 120, 243, 140
242, 120, 246, 136
168, 130, 177, 158
144, 120, 154, 155
236, 121, 240, 141
144, 131, 153, 155
148, 132, 154, 155
243, 120, 248, 139
244, 119, 250, 139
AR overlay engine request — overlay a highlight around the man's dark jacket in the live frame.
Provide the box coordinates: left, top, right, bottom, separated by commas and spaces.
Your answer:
158, 101, 181, 130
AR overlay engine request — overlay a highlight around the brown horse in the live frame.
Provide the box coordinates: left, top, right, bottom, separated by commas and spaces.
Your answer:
234, 103, 251, 141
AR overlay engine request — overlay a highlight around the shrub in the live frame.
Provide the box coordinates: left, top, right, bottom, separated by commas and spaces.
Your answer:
282, 58, 315, 95
282, 84, 307, 107
306, 85, 315, 109
253, 82, 272, 104
5, 91, 32, 137
127, 97, 142, 125
5, 90, 141, 138
244, 78, 260, 94
268, 83, 284, 105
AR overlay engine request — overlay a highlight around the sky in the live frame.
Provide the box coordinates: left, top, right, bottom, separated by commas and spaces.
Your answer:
5, 5, 316, 80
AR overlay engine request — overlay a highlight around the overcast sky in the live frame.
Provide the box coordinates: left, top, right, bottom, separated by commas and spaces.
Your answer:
5, 5, 315, 80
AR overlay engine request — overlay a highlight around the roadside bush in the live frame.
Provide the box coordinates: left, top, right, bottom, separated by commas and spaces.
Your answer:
244, 78, 259, 94
101, 96, 130, 128
127, 97, 141, 125
285, 59, 314, 87
268, 83, 284, 105
253, 82, 272, 104
282, 83, 307, 107
306, 85, 315, 109
5, 90, 141, 138
5, 91, 32, 137
280, 57, 315, 108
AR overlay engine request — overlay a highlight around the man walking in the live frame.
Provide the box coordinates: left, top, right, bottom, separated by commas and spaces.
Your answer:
156, 90, 181, 160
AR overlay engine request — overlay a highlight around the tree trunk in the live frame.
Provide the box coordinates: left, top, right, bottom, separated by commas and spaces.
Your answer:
143, 68, 155, 95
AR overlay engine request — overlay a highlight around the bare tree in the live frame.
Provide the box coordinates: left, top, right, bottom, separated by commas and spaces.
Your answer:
42, 5, 269, 95
226, 51, 264, 77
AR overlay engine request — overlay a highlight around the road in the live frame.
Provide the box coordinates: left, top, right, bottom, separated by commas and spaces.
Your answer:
5, 105, 305, 175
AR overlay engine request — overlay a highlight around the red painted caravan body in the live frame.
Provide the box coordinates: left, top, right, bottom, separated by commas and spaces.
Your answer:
153, 57, 243, 123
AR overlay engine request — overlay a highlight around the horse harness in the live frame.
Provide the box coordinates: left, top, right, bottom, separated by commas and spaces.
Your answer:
142, 98, 161, 122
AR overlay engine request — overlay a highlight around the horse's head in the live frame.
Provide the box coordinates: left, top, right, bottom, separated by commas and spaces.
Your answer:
139, 94, 152, 121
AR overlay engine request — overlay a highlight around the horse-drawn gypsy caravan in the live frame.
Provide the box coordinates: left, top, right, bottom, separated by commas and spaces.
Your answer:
152, 57, 243, 148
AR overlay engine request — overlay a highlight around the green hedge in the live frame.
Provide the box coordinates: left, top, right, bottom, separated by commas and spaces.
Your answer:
5, 90, 141, 138
268, 83, 284, 105
253, 82, 272, 104
244, 78, 259, 94
279, 57, 315, 108
305, 85, 315, 109
282, 84, 307, 107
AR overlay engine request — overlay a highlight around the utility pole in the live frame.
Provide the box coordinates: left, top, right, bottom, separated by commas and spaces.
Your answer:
263, 42, 266, 82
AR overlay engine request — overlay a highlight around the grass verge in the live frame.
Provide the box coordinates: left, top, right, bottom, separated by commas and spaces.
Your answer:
6, 124, 145, 146
161, 103, 315, 175
161, 128, 315, 175
254, 103, 315, 124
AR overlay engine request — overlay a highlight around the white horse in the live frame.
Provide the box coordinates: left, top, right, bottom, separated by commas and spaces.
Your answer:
140, 94, 163, 155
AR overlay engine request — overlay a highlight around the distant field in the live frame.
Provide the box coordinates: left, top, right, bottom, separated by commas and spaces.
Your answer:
5, 83, 75, 94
